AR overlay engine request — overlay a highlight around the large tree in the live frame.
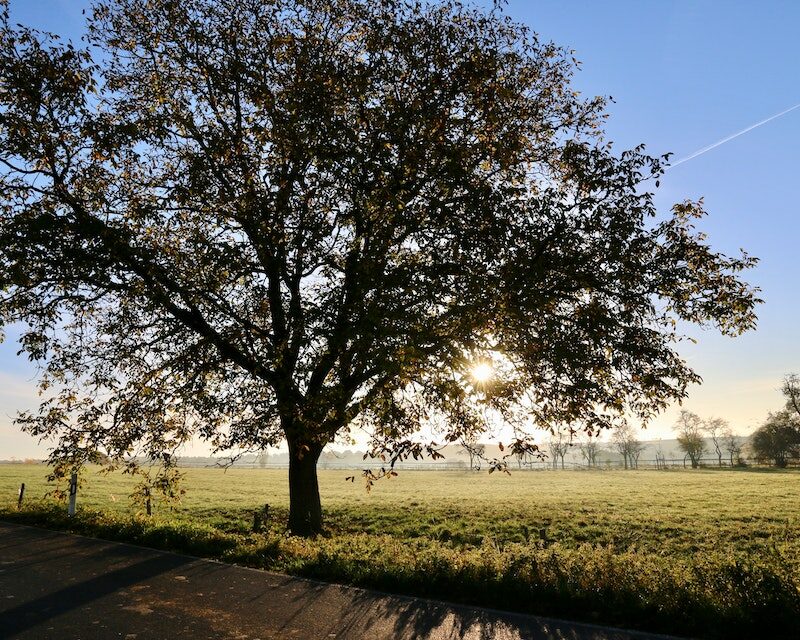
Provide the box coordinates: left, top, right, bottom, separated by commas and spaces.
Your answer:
0, 0, 759, 535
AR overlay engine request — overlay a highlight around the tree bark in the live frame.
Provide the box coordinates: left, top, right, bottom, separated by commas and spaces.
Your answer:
287, 440, 324, 536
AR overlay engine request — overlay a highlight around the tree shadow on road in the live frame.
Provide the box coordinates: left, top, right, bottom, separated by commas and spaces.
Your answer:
280, 579, 657, 640
0, 547, 192, 637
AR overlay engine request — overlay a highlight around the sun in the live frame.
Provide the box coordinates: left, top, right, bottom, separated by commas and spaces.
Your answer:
471, 362, 494, 384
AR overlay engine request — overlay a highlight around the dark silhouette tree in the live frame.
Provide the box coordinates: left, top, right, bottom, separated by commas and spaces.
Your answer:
782, 374, 800, 417
751, 411, 800, 468
0, 0, 759, 535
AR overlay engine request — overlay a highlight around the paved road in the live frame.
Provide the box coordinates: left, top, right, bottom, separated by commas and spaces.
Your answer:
0, 522, 683, 640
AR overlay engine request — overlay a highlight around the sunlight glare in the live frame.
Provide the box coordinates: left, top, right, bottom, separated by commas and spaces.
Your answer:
471, 362, 493, 383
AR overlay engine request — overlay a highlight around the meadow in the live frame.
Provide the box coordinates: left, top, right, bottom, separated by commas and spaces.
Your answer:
2, 464, 799, 638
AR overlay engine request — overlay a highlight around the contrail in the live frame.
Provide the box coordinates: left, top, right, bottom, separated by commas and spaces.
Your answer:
668, 101, 800, 169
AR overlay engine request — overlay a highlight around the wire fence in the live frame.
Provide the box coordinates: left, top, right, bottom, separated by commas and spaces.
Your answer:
173, 457, 788, 471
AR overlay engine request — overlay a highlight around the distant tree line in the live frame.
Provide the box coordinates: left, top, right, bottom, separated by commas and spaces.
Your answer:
572, 373, 800, 471
208, 375, 800, 472
537, 413, 743, 471
664, 374, 800, 470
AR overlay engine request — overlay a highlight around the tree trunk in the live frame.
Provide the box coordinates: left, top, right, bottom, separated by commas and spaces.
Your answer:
287, 440, 323, 536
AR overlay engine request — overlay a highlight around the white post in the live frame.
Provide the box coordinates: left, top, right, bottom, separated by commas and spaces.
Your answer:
68, 471, 78, 517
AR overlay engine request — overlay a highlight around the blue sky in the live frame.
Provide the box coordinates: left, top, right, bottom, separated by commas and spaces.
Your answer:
2, 1, 799, 456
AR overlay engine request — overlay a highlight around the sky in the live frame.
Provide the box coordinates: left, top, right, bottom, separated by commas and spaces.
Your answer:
2, 0, 800, 457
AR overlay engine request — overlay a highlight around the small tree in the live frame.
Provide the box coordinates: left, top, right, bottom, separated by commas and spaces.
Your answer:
547, 430, 571, 470
674, 410, 705, 469
704, 417, 728, 466
514, 448, 535, 469
611, 426, 629, 469
611, 423, 643, 469
751, 411, 800, 468
722, 426, 743, 466
630, 440, 645, 469
459, 435, 485, 472
654, 440, 667, 469
578, 433, 601, 468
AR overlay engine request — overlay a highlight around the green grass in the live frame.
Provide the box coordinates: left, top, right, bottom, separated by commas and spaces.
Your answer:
2, 464, 800, 638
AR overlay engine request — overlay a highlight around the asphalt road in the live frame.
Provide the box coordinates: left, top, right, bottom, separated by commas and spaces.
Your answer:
0, 522, 683, 640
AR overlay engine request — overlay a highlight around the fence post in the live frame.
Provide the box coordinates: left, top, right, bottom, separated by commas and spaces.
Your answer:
68, 471, 78, 517
17, 483, 25, 509
145, 487, 152, 516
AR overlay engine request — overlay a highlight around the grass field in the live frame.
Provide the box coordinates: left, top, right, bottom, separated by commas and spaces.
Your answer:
2, 464, 799, 638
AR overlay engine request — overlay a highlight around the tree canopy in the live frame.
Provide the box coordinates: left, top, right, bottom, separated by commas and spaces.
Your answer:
0, 0, 759, 534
